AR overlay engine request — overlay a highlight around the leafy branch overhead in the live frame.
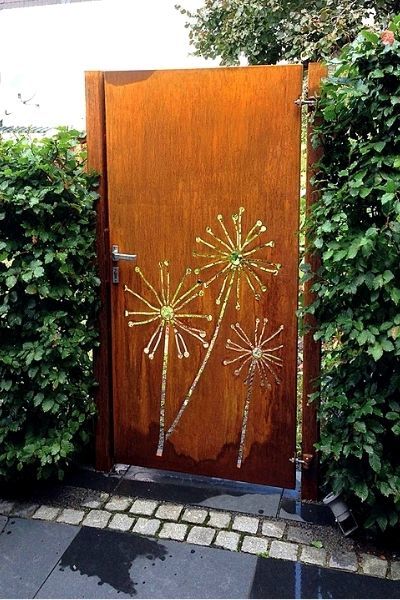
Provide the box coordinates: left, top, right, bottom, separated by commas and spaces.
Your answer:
304, 20, 400, 532
0, 129, 99, 481
176, 0, 398, 64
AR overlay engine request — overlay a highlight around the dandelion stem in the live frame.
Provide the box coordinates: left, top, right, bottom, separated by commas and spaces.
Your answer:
166, 272, 235, 439
156, 323, 170, 456
237, 361, 256, 468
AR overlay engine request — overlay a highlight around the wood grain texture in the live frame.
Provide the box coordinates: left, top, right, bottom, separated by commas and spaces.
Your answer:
301, 63, 328, 500
85, 71, 114, 471
105, 66, 303, 488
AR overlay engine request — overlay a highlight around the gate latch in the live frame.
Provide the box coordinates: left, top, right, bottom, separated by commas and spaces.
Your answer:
111, 244, 137, 284
289, 453, 314, 470
294, 96, 317, 108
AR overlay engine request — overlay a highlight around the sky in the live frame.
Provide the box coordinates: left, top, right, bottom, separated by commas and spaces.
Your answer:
0, 0, 216, 128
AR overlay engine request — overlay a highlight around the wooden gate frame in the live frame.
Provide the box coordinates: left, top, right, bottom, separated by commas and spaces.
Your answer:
85, 64, 327, 499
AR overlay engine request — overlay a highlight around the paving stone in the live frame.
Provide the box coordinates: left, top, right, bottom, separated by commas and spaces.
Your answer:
360, 553, 388, 578
10, 502, 39, 518
269, 540, 299, 562
129, 499, 159, 516
104, 496, 132, 512
81, 492, 109, 509
32, 505, 61, 521
108, 513, 135, 532
286, 525, 314, 545
186, 526, 216, 546
241, 536, 270, 555
158, 522, 188, 541
0, 500, 15, 515
389, 561, 400, 580
133, 517, 161, 536
207, 510, 231, 529
262, 520, 286, 539
82, 509, 111, 529
232, 515, 259, 534
155, 503, 183, 521
328, 550, 358, 572
182, 508, 208, 524
57, 508, 85, 525
214, 530, 240, 551
300, 545, 327, 567
81, 499, 103, 510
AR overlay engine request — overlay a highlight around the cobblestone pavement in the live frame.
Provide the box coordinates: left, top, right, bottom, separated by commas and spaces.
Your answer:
1, 492, 398, 582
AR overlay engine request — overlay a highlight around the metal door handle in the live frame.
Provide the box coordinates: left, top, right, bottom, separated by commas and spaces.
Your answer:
111, 245, 137, 262
111, 244, 137, 284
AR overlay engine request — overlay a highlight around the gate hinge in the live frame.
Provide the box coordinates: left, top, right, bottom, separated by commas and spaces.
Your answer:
294, 96, 317, 108
289, 453, 314, 470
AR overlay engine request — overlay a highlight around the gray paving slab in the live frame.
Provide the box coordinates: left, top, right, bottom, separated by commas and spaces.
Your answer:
250, 557, 400, 598
120, 465, 283, 518
0, 517, 79, 599
37, 525, 257, 598
197, 492, 281, 517
278, 498, 334, 526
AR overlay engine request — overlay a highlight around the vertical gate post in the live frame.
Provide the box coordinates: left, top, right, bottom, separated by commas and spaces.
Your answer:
85, 71, 114, 471
301, 63, 328, 501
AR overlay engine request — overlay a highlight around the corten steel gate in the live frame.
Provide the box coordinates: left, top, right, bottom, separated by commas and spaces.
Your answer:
86, 64, 326, 498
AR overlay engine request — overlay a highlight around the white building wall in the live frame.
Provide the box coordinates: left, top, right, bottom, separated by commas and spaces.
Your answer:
0, 0, 214, 128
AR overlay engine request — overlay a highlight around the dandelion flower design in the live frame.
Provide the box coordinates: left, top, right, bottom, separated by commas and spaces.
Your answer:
223, 317, 284, 468
194, 206, 280, 310
125, 260, 212, 456
166, 208, 281, 441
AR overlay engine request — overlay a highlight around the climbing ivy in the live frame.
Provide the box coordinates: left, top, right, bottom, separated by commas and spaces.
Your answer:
0, 129, 99, 481
305, 20, 400, 531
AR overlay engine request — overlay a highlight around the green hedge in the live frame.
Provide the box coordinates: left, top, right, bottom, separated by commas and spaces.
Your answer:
306, 19, 400, 531
0, 129, 99, 481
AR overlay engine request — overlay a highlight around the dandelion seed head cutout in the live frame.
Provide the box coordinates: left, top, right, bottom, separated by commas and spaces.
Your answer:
194, 207, 280, 310
125, 261, 212, 360
223, 317, 284, 468
124, 260, 212, 457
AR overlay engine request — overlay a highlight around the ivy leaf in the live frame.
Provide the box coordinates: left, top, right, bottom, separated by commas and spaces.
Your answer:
361, 31, 379, 44
357, 331, 368, 345
5, 275, 17, 288
369, 454, 381, 473
374, 142, 386, 152
369, 345, 383, 361
390, 288, 400, 304
33, 393, 44, 407
386, 412, 399, 420
33, 266, 44, 278
354, 482, 369, 502
381, 193, 394, 205
41, 399, 55, 413
380, 339, 394, 352
377, 515, 388, 532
